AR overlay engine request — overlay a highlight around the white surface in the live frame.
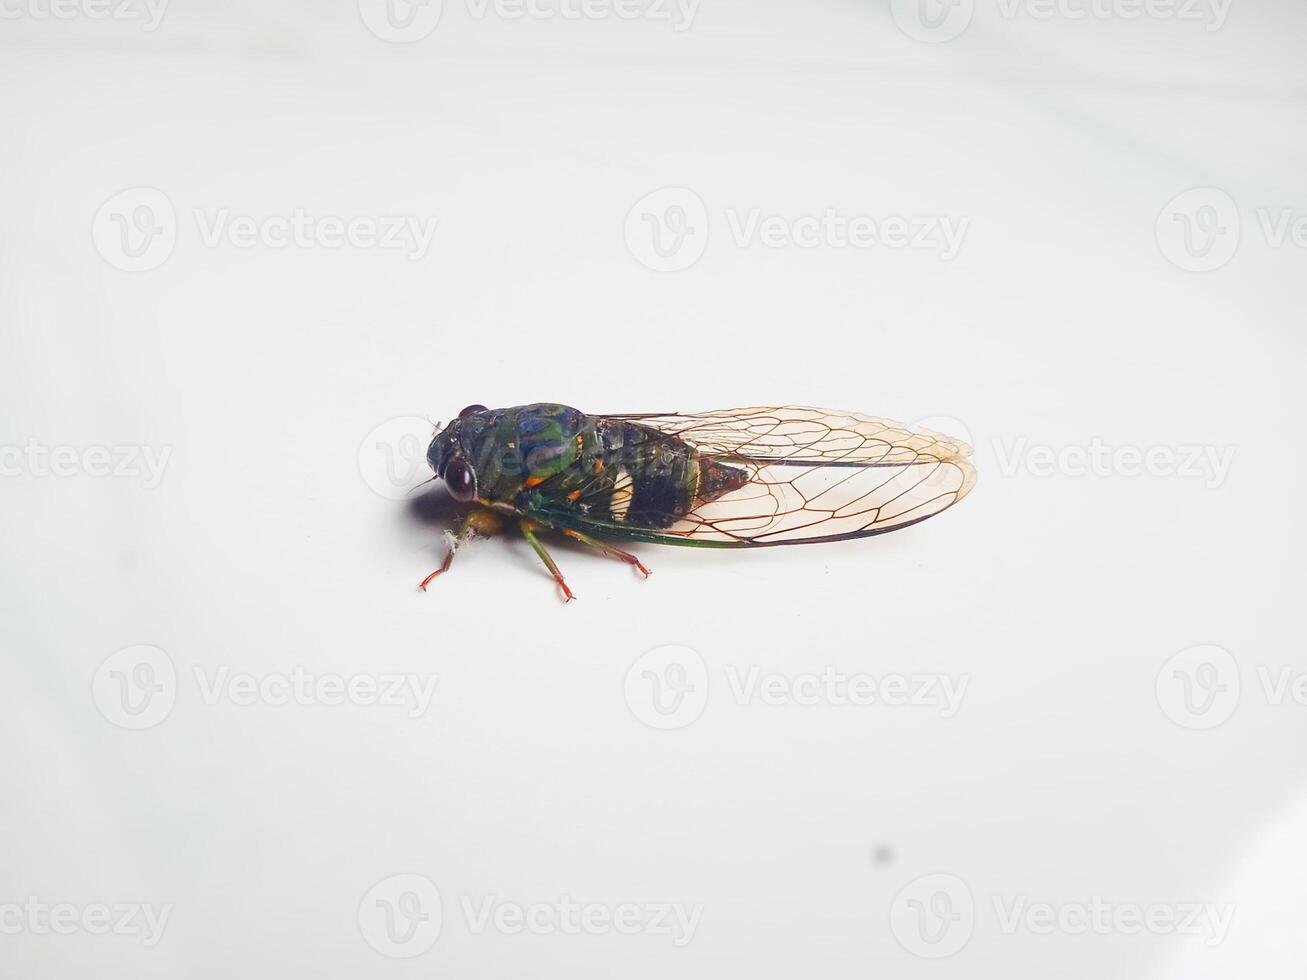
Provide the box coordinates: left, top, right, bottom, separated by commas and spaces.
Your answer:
2, 2, 1306, 977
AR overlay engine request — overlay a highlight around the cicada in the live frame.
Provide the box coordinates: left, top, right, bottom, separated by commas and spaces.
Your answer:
420, 403, 976, 601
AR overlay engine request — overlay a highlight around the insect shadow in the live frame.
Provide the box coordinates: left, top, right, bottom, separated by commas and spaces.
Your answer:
405, 485, 463, 532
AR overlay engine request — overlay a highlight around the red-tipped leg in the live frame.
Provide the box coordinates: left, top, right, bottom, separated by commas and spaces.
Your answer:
418, 549, 455, 591
562, 528, 652, 579
521, 521, 577, 603
555, 577, 576, 603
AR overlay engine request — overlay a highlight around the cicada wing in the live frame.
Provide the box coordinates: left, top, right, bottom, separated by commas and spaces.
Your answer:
606, 406, 971, 467
526, 407, 976, 548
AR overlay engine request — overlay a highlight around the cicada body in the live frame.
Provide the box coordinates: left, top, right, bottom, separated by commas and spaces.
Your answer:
421, 403, 975, 600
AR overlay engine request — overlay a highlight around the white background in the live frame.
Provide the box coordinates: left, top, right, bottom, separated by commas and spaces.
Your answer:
3, 0, 1306, 977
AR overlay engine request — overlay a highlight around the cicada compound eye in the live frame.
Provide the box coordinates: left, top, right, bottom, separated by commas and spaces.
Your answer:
458, 404, 488, 419
444, 457, 478, 503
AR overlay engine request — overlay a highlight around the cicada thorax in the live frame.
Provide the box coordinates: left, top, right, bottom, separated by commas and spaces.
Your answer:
454, 403, 589, 504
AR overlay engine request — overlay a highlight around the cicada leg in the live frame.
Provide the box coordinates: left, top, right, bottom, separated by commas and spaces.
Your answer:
418, 509, 504, 591
561, 528, 651, 579
520, 520, 576, 603
418, 546, 458, 591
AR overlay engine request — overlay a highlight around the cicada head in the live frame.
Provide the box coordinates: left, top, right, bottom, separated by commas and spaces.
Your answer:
427, 404, 494, 503
425, 425, 452, 479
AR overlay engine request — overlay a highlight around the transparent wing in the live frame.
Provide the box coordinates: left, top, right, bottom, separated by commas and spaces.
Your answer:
611, 406, 972, 467
529, 406, 977, 548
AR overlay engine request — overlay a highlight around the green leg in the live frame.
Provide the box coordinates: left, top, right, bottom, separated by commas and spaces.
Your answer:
520, 521, 576, 603
562, 528, 651, 578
